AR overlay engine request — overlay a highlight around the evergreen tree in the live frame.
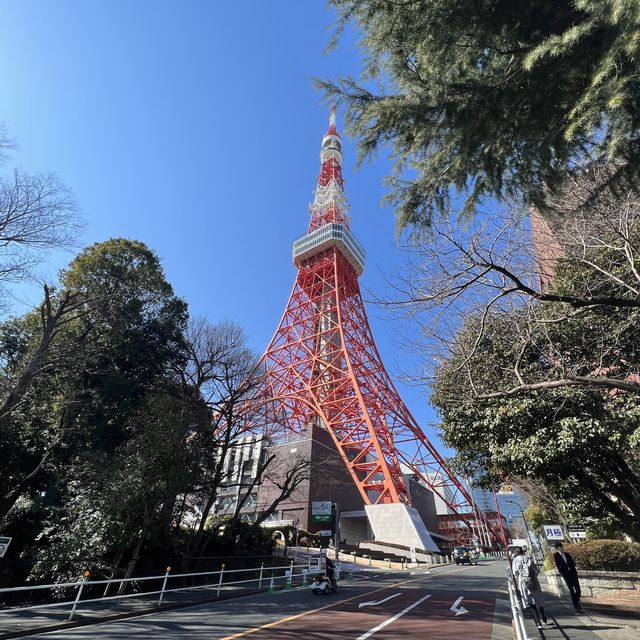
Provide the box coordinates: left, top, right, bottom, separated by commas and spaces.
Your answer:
323, 0, 640, 228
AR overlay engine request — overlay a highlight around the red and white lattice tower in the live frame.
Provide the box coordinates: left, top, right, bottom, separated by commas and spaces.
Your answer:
244, 107, 503, 547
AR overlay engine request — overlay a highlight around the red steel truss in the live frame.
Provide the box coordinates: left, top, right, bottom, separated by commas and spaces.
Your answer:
438, 512, 509, 547
242, 107, 504, 547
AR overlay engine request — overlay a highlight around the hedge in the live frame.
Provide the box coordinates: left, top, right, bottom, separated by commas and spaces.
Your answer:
548, 539, 640, 571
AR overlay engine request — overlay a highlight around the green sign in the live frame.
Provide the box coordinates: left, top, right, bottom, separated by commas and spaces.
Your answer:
312, 514, 331, 523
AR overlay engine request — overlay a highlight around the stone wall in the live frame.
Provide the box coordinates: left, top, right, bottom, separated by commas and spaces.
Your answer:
359, 540, 449, 564
542, 570, 640, 598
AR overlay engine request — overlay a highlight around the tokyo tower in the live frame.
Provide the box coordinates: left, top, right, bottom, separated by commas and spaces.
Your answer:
243, 107, 503, 548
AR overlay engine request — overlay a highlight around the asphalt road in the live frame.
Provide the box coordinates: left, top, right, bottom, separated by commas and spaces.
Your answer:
21, 559, 513, 639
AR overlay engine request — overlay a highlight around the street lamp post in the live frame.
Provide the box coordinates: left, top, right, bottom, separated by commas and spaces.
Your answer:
505, 499, 539, 560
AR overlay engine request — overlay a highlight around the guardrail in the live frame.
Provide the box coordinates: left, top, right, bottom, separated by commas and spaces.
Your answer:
0, 560, 320, 621
506, 566, 531, 640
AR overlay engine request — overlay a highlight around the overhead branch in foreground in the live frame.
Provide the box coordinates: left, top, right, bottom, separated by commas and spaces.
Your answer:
387, 167, 640, 401
475, 374, 640, 400
322, 0, 640, 228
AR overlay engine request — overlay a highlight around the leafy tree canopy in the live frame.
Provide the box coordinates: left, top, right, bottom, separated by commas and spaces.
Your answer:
323, 0, 640, 228
431, 264, 640, 539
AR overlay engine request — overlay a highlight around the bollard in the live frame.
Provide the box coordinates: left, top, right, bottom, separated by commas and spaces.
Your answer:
157, 566, 171, 607
258, 563, 264, 590
385, 558, 391, 569
352, 551, 357, 565
268, 575, 276, 593
216, 564, 225, 597
286, 561, 294, 589
69, 570, 90, 621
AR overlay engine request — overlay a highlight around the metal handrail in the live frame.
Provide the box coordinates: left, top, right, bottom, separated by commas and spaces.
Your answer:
506, 566, 531, 640
0, 560, 313, 621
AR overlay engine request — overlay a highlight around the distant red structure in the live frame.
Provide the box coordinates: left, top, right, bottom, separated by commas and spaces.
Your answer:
243, 107, 504, 547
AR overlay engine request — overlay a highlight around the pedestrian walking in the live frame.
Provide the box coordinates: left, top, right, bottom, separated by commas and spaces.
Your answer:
511, 546, 549, 628
553, 542, 582, 612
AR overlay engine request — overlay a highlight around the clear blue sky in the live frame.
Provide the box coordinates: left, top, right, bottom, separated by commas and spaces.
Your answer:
0, 1, 444, 450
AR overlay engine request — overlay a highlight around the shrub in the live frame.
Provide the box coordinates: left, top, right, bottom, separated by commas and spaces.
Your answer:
557, 539, 640, 571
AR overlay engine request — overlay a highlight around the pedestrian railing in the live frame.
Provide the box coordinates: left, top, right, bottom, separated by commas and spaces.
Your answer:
506, 566, 531, 640
0, 560, 316, 622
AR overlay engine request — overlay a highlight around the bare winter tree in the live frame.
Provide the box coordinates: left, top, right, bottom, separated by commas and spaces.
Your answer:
232, 450, 345, 547
0, 127, 83, 424
0, 125, 80, 285
168, 317, 268, 563
387, 165, 640, 402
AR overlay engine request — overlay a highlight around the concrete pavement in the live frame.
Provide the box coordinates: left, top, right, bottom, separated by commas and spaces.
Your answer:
521, 590, 640, 640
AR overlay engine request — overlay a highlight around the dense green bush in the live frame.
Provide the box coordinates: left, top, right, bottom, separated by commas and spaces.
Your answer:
550, 540, 640, 571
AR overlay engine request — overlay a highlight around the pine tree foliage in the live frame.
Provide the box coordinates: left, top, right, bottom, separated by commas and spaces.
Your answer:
323, 0, 640, 228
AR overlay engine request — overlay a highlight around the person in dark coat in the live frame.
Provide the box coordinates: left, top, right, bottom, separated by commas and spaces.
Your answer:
553, 542, 582, 611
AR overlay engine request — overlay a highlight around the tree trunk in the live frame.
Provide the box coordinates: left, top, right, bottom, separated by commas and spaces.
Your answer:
0, 287, 74, 424
117, 535, 144, 595
103, 548, 125, 597
0, 452, 49, 522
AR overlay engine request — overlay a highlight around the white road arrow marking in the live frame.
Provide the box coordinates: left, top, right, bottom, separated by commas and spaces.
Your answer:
450, 596, 468, 616
358, 593, 402, 608
356, 594, 431, 639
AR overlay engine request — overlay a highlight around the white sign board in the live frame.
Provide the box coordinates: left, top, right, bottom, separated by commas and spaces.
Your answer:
568, 525, 587, 540
312, 501, 332, 515
543, 525, 565, 541
0, 537, 11, 558
311, 501, 332, 523
308, 557, 326, 573
509, 538, 528, 548
317, 529, 332, 537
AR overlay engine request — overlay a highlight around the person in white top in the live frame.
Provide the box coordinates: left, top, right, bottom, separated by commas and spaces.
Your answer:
511, 546, 549, 628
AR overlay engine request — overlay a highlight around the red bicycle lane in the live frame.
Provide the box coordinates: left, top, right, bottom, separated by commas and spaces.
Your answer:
222, 587, 496, 640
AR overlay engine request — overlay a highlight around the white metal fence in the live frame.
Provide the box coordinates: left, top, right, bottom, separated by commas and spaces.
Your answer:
0, 560, 316, 622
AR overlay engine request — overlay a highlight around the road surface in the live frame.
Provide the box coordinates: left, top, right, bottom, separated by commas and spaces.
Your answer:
20, 559, 513, 639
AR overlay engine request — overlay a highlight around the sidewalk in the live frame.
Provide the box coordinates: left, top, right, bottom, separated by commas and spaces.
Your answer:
0, 579, 255, 639
0, 562, 388, 640
521, 592, 640, 640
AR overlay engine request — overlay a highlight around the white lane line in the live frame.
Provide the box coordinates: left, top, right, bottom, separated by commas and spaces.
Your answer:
356, 594, 431, 640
